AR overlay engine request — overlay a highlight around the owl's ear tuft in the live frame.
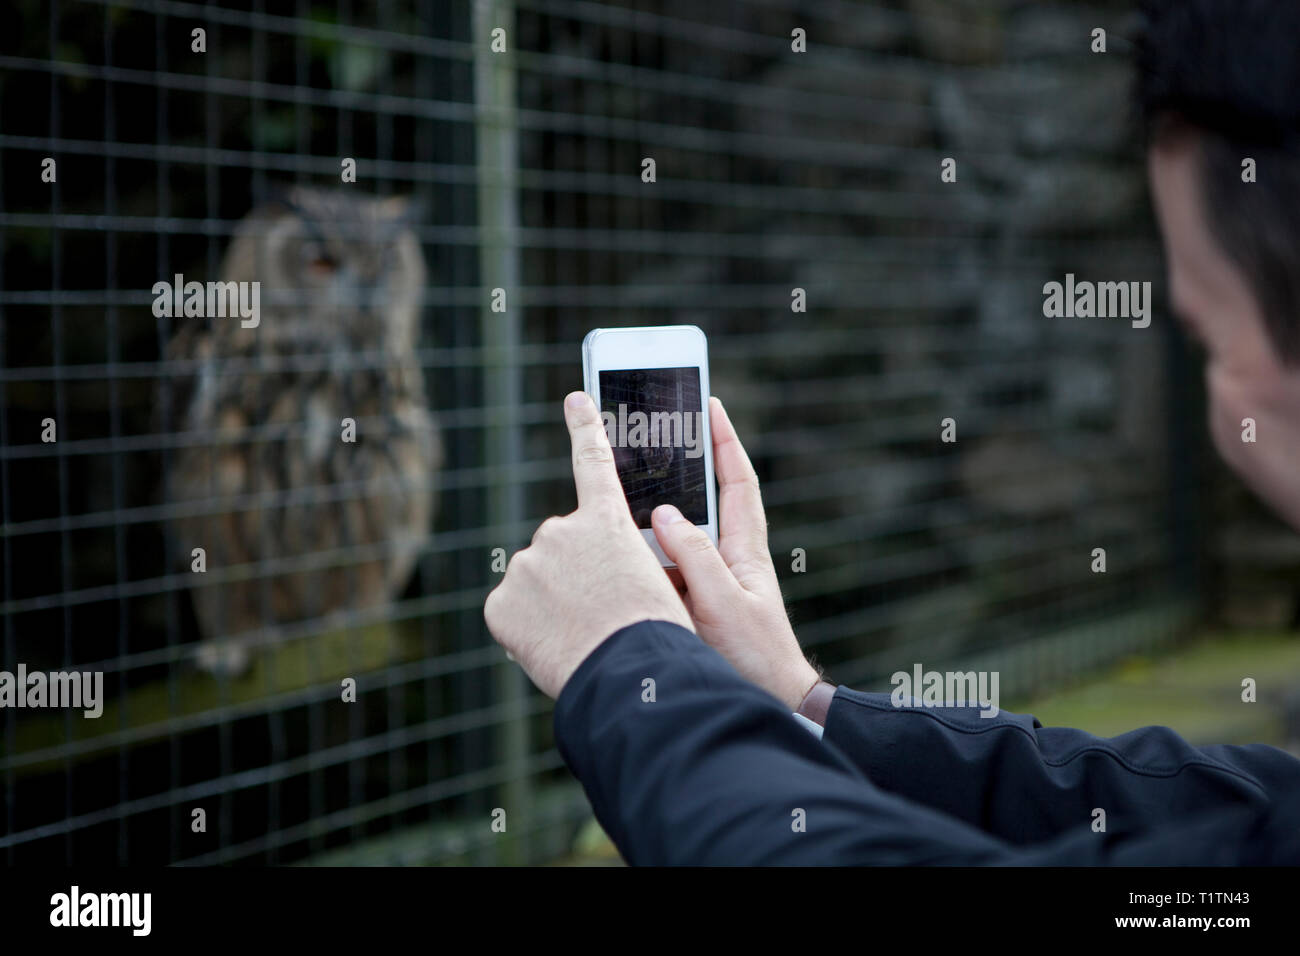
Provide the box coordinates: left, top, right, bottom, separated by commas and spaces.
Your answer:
237, 190, 304, 231
379, 195, 425, 228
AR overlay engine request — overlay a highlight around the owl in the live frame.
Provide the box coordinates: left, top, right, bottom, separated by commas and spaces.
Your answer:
164, 187, 441, 676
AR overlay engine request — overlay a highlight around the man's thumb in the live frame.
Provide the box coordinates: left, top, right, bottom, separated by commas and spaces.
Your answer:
652, 505, 731, 594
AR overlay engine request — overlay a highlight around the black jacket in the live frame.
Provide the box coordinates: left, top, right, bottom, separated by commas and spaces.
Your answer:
554, 619, 1300, 864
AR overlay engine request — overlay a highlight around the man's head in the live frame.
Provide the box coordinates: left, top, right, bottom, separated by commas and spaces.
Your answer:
1138, 0, 1300, 530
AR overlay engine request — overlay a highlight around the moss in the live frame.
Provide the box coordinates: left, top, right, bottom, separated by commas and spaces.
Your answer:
9, 620, 420, 776
1009, 631, 1300, 745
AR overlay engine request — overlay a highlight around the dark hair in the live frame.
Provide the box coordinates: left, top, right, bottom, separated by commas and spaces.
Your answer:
1137, 0, 1300, 362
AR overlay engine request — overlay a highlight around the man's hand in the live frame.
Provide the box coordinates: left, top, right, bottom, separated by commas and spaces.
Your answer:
652, 397, 821, 711
484, 391, 694, 699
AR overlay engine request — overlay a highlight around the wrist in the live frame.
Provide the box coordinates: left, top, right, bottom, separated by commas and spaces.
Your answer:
795, 676, 837, 727
781, 661, 823, 711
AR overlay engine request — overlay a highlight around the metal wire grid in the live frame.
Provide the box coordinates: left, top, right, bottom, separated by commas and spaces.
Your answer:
0, 0, 1199, 865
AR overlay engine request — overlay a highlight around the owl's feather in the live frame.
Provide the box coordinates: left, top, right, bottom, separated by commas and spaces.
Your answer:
165, 187, 440, 675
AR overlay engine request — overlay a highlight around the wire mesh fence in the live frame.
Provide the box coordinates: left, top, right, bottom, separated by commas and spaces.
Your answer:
1, 0, 1203, 865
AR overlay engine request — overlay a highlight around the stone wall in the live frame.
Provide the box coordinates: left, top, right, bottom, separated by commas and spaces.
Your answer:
519, 0, 1240, 678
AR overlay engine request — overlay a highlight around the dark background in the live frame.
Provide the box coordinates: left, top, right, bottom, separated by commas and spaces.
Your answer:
1, 0, 1295, 866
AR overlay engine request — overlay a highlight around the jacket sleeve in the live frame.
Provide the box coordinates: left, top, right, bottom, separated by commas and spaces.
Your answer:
1014, 797, 1300, 865
821, 684, 1300, 845
553, 620, 1300, 865
553, 620, 1012, 865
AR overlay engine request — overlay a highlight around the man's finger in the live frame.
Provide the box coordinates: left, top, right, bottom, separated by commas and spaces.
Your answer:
652, 504, 734, 610
564, 391, 625, 509
709, 397, 769, 562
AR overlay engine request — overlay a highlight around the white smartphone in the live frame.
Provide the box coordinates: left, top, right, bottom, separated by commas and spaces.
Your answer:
582, 325, 718, 567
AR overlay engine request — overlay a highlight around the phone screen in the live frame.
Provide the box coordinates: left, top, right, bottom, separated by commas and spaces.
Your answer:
598, 366, 707, 528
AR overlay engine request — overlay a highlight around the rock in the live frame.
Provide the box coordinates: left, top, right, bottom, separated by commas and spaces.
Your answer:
1048, 355, 1114, 420
907, 0, 1009, 65
1005, 161, 1144, 235
1004, 4, 1109, 62
959, 433, 1091, 518
744, 55, 933, 150
978, 274, 1047, 350
934, 66, 1132, 161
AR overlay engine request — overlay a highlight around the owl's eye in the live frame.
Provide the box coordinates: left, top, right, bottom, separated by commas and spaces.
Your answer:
300, 242, 337, 276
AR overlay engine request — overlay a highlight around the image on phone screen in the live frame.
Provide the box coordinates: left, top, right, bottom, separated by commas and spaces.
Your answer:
598, 366, 707, 528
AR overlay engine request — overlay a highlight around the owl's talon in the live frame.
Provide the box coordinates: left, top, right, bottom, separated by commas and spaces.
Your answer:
196, 640, 253, 678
